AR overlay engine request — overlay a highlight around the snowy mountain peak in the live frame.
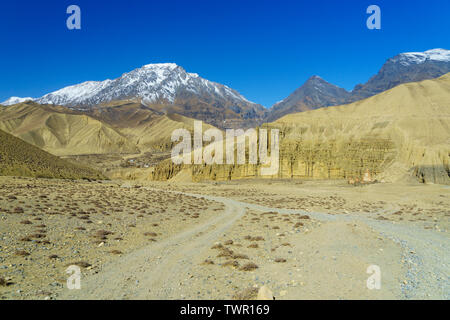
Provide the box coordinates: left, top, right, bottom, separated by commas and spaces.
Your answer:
394, 48, 450, 66
304, 75, 345, 91
11, 63, 256, 108
142, 62, 178, 69
307, 75, 323, 81
1, 96, 34, 106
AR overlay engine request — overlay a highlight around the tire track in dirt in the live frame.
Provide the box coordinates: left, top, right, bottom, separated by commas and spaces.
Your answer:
196, 193, 449, 299
59, 190, 245, 299
59, 188, 449, 300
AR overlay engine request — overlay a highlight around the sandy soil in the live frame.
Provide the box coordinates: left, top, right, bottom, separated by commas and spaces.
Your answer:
1, 177, 448, 300
0, 177, 223, 299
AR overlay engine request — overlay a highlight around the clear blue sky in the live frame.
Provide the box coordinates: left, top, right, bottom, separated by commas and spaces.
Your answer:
0, 0, 449, 107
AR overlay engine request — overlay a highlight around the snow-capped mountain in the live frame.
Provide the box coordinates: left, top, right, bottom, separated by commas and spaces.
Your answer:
1, 97, 34, 106
4, 49, 449, 124
350, 48, 450, 101
2, 63, 265, 128
266, 48, 450, 121
35, 63, 256, 109
392, 49, 450, 66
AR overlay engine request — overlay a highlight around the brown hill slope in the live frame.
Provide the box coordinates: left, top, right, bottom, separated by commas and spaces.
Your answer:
87, 101, 217, 152
153, 73, 450, 184
0, 102, 138, 156
0, 101, 220, 168
0, 129, 104, 179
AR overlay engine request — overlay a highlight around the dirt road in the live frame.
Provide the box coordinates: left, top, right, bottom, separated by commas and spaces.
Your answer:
59, 188, 449, 300
60, 190, 245, 299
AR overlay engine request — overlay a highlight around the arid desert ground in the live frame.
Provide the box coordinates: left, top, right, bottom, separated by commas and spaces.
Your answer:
1, 176, 448, 300
2, 1, 450, 303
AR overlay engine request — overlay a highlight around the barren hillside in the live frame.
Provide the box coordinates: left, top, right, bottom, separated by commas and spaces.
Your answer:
0, 129, 104, 179
153, 74, 450, 184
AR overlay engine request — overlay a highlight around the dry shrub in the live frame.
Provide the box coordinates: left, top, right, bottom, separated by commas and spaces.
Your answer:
232, 253, 249, 260
248, 243, 259, 249
217, 247, 234, 258
274, 258, 287, 263
143, 232, 157, 237
224, 240, 234, 245
95, 230, 113, 237
0, 278, 7, 286
0, 277, 13, 287
222, 260, 239, 268
244, 236, 264, 241
68, 261, 91, 268
202, 259, 215, 265
240, 262, 258, 271
30, 233, 46, 239
13, 207, 24, 213
232, 287, 258, 300
110, 250, 122, 255
15, 250, 30, 256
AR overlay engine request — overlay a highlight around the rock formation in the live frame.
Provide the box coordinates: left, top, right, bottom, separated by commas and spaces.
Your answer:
152, 74, 450, 185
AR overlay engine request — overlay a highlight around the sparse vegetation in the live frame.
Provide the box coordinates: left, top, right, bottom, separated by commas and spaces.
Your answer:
68, 261, 92, 268
14, 250, 30, 256
0, 277, 8, 287
0, 129, 105, 180
222, 260, 239, 268
232, 287, 258, 300
240, 262, 258, 271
